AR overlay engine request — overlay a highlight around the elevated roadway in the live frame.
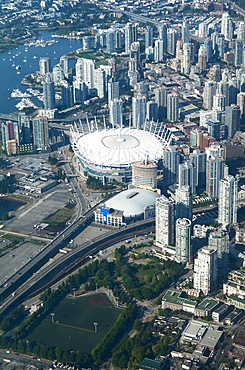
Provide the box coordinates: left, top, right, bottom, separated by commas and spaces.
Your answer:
0, 217, 154, 317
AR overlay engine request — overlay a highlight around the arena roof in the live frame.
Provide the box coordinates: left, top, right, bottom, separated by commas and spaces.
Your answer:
104, 188, 159, 217
74, 127, 167, 170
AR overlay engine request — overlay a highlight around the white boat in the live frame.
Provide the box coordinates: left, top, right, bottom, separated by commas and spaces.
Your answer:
11, 89, 31, 98
15, 98, 38, 110
16, 65, 21, 70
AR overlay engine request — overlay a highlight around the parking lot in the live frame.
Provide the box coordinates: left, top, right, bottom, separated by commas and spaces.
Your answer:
4, 187, 75, 234
0, 241, 44, 286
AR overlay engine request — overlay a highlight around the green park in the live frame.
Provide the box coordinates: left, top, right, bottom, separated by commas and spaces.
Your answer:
26, 293, 122, 353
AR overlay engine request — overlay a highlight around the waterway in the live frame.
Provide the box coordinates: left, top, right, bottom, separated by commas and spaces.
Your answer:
0, 31, 82, 114
0, 197, 27, 219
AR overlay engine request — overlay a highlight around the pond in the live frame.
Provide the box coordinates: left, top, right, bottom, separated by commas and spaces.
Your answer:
0, 197, 27, 220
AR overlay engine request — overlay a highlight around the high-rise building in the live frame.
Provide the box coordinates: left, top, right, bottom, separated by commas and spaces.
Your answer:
146, 100, 158, 122
163, 146, 181, 186
182, 19, 190, 44
189, 150, 206, 190
75, 58, 84, 80
94, 67, 106, 99
203, 80, 216, 110
18, 113, 31, 144
217, 81, 229, 107
108, 77, 120, 104
167, 28, 178, 56
204, 37, 213, 62
155, 87, 168, 121
158, 24, 167, 50
154, 39, 164, 62
208, 230, 229, 268
82, 59, 95, 89
225, 104, 240, 139
145, 26, 153, 50
167, 93, 179, 122
213, 93, 225, 112
129, 41, 140, 72
176, 218, 192, 264
132, 95, 146, 128
109, 99, 123, 127
181, 43, 190, 75
155, 195, 175, 249
235, 40, 243, 67
237, 92, 245, 120
237, 21, 245, 41
52, 64, 64, 85
32, 116, 49, 151
60, 56, 69, 76
198, 22, 207, 38
178, 161, 195, 194
206, 154, 225, 198
209, 64, 221, 82
198, 44, 207, 73
43, 74, 55, 110
221, 12, 234, 41
229, 77, 240, 105
125, 22, 137, 53
73, 80, 87, 104
193, 247, 217, 295
207, 119, 220, 141
132, 159, 158, 189
218, 175, 238, 225
106, 31, 115, 54
62, 82, 74, 108
39, 57, 51, 75
175, 185, 192, 221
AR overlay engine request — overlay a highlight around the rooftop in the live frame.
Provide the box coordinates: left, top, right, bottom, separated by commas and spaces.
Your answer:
104, 188, 159, 217
196, 298, 219, 312
162, 289, 197, 307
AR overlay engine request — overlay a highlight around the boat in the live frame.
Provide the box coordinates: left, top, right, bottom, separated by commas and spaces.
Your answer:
15, 98, 38, 110
33, 56, 38, 59
23, 58, 27, 62
11, 89, 31, 98
16, 65, 21, 70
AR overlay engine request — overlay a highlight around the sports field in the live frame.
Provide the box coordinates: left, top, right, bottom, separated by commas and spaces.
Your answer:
26, 293, 122, 353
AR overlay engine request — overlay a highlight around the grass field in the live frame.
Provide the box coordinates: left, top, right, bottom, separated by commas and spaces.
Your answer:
26, 293, 122, 353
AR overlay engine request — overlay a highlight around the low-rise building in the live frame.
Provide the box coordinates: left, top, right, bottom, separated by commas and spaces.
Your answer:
212, 303, 233, 322
162, 289, 220, 317
180, 320, 223, 349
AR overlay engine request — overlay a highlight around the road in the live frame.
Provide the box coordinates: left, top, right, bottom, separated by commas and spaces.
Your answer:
0, 217, 154, 316
0, 349, 52, 369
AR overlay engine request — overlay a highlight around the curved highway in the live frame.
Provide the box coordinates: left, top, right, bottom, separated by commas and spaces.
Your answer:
0, 217, 155, 317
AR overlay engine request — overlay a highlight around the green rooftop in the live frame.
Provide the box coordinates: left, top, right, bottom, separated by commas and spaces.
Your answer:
196, 298, 219, 312
139, 358, 166, 370
162, 289, 196, 307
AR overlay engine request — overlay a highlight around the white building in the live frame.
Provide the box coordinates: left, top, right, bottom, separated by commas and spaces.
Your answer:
194, 247, 217, 295
208, 229, 229, 267
155, 195, 175, 252
218, 175, 238, 225
109, 99, 123, 127
176, 218, 192, 264
132, 95, 146, 129
175, 185, 192, 221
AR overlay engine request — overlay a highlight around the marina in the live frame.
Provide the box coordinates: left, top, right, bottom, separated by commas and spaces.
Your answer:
0, 31, 82, 114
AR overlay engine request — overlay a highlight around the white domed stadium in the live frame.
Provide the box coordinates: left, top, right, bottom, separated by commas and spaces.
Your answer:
71, 125, 172, 182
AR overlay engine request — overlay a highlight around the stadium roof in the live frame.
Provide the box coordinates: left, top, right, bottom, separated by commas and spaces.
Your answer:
104, 188, 159, 217
75, 127, 166, 170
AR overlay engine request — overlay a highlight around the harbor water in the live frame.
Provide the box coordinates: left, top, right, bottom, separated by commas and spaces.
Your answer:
0, 31, 82, 114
